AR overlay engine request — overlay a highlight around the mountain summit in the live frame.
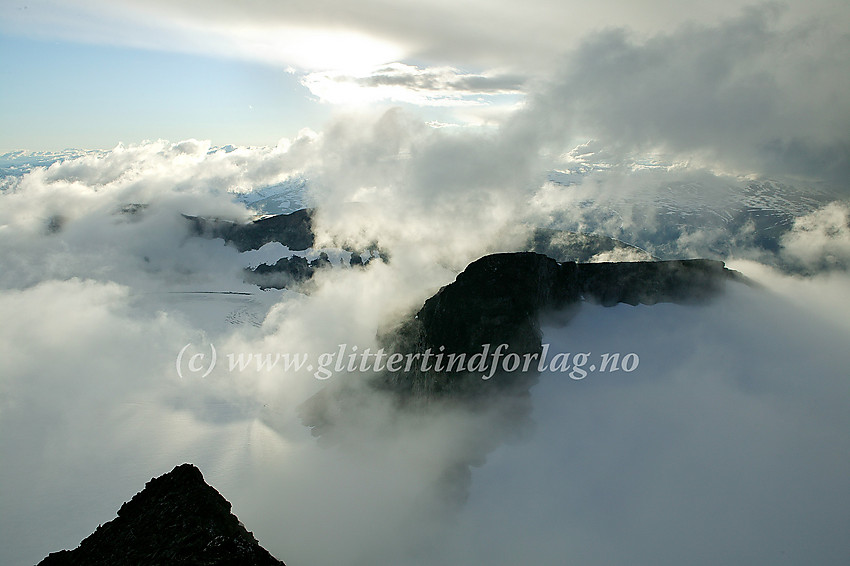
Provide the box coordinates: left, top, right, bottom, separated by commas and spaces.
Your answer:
37, 463, 285, 566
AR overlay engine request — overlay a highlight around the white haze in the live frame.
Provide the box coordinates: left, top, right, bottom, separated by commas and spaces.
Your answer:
2, 8, 850, 566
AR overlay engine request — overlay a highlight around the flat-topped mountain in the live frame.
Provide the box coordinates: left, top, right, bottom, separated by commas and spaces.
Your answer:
417, 253, 738, 357
376, 253, 742, 400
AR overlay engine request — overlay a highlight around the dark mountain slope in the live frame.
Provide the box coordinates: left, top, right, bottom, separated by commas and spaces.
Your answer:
38, 464, 285, 566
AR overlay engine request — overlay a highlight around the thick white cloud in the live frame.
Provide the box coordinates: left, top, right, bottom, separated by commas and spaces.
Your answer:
780, 202, 850, 271
510, 5, 850, 188
0, 137, 324, 289
2, 223, 848, 565
442, 273, 850, 565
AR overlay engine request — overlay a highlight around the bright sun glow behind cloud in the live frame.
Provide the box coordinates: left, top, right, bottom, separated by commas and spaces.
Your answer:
217, 25, 406, 72
0, 1, 406, 74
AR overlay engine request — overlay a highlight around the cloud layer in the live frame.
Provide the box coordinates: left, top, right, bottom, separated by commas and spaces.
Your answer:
6, 1, 848, 72
2, 114, 849, 566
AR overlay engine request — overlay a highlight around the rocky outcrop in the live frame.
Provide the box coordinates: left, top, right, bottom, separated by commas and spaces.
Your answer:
378, 252, 742, 400
244, 251, 387, 291
38, 464, 285, 566
415, 253, 573, 357
244, 254, 325, 290
418, 253, 735, 351
577, 258, 735, 306
185, 209, 314, 252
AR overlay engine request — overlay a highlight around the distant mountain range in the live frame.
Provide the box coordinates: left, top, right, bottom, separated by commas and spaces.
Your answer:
2, 150, 841, 263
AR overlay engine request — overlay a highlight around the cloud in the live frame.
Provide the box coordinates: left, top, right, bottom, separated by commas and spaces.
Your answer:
518, 5, 850, 187
525, 161, 827, 263
436, 270, 850, 566
0, 0, 405, 71
5, 240, 848, 565
0, 116, 532, 564
0, 137, 327, 289
2, 119, 850, 566
302, 63, 526, 106
780, 201, 850, 271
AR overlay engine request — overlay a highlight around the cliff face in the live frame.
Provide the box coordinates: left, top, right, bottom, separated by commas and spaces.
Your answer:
417, 252, 736, 353
38, 464, 285, 566
576, 259, 734, 307
417, 253, 578, 357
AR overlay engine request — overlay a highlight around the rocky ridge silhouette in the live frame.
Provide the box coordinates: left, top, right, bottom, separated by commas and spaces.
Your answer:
38, 464, 285, 566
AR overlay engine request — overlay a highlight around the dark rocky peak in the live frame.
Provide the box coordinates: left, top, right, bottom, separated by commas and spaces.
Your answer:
416, 252, 579, 356
246, 255, 316, 290
416, 253, 738, 356
379, 252, 743, 400
38, 463, 285, 566
185, 208, 314, 251
244, 249, 386, 292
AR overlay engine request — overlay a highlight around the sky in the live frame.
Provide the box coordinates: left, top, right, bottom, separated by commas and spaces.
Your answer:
0, 33, 327, 150
2, 0, 848, 158
1, 1, 850, 565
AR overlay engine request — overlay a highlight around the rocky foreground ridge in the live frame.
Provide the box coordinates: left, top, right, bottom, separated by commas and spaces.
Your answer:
37, 464, 285, 566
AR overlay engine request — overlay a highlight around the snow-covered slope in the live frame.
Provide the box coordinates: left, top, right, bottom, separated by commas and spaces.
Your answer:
232, 177, 308, 215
